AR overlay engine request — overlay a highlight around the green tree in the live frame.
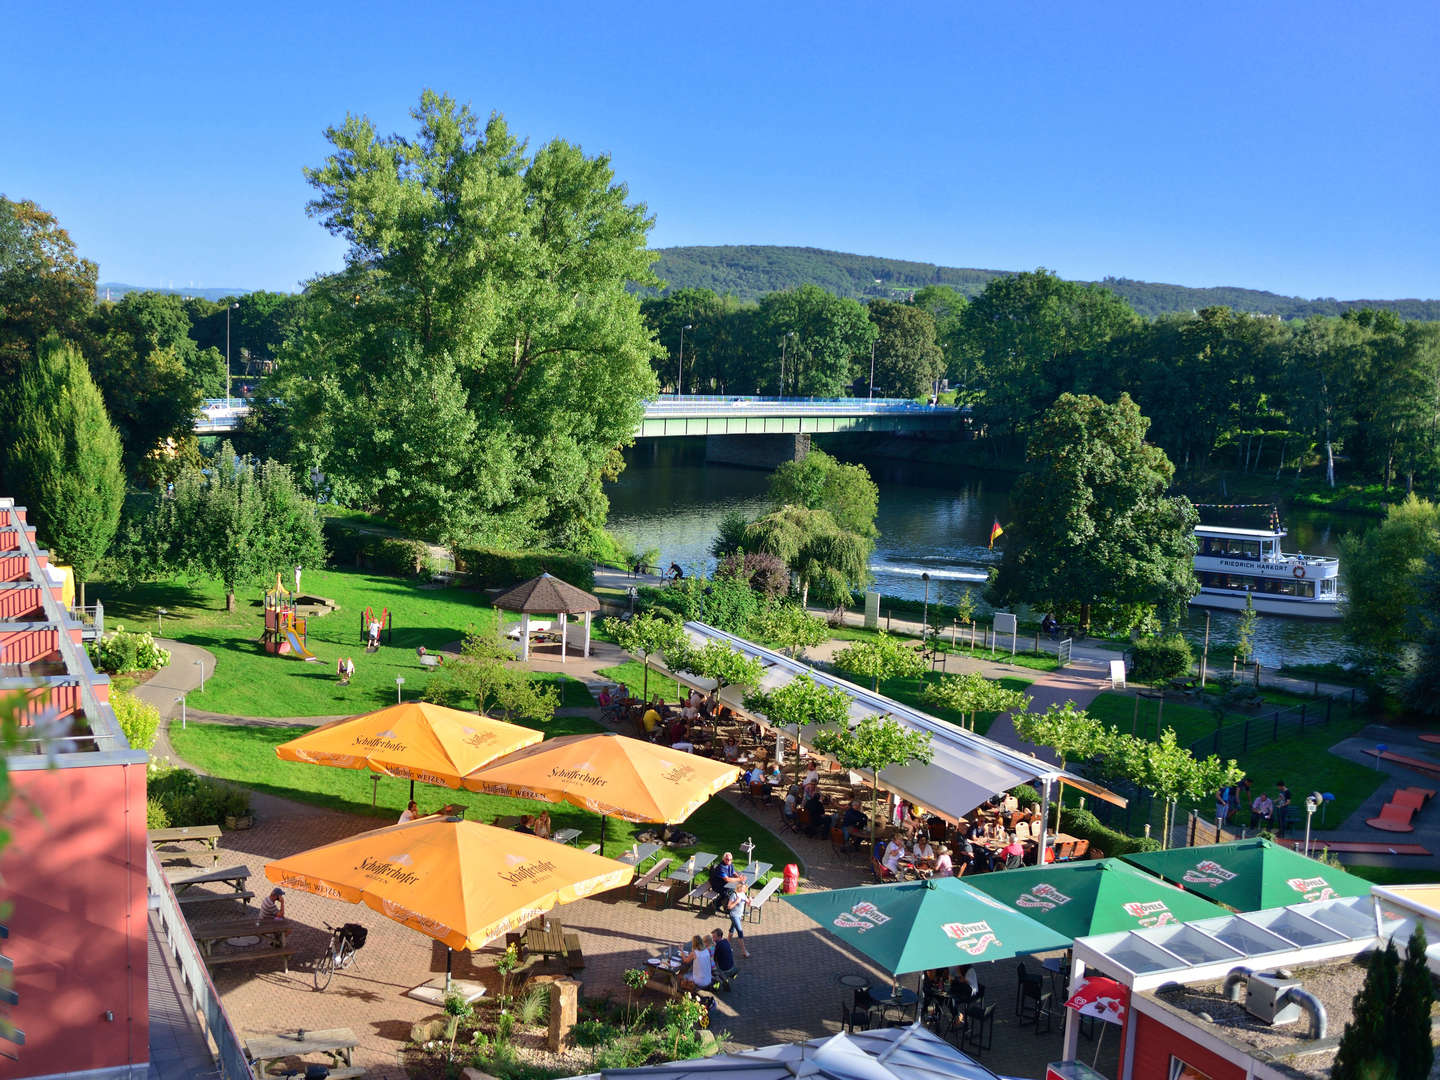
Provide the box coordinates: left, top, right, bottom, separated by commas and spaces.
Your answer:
603, 613, 685, 701
812, 714, 933, 842
1401, 552, 1440, 720
709, 510, 751, 559
748, 599, 828, 659
0, 196, 97, 382
1, 336, 124, 605
832, 632, 927, 691
664, 640, 765, 704
866, 299, 944, 398
1012, 702, 1107, 832
1332, 941, 1401, 1080
910, 285, 969, 390
744, 674, 852, 784
1393, 924, 1435, 1080
164, 447, 326, 610
767, 449, 879, 540
1235, 592, 1258, 665
755, 285, 876, 396
1342, 495, 1440, 664
1112, 728, 1242, 848
989, 393, 1197, 631
922, 672, 1031, 732
281, 92, 660, 545
424, 628, 560, 721
744, 505, 870, 608
639, 287, 750, 395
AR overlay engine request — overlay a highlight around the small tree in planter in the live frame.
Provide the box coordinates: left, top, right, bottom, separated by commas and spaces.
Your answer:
604, 613, 685, 700
664, 640, 765, 705
922, 671, 1030, 731
832, 632, 926, 691
745, 674, 852, 785
812, 714, 933, 843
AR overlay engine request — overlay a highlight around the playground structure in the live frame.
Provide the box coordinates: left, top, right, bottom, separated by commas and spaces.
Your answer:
263, 574, 317, 659
361, 605, 393, 648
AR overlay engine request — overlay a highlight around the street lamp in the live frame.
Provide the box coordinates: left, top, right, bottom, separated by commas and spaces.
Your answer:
676, 324, 692, 397
395, 676, 405, 704
921, 572, 930, 649
225, 301, 240, 405
157, 607, 167, 633
868, 339, 877, 402
779, 331, 796, 396
309, 467, 325, 504
1303, 792, 1321, 856
194, 658, 205, 693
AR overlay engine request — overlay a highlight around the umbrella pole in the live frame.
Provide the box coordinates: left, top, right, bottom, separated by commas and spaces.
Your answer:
601, 814, 607, 849
445, 947, 452, 992
1092, 1022, 1105, 1067
410, 778, 415, 802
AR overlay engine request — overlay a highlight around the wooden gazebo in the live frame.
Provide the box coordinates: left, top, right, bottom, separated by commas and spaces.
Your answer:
493, 572, 601, 663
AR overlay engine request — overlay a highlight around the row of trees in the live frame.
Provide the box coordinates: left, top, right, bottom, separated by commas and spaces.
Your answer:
642, 271, 1440, 489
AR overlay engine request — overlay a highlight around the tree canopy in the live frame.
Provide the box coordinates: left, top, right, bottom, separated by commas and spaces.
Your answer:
0, 196, 97, 381
1341, 495, 1440, 664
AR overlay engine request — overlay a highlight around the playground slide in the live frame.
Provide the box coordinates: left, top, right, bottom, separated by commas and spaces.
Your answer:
284, 629, 317, 660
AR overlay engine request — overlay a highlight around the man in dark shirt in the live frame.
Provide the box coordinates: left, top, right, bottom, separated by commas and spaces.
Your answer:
803, 784, 829, 838
1274, 781, 1292, 836
711, 927, 736, 977
841, 799, 868, 848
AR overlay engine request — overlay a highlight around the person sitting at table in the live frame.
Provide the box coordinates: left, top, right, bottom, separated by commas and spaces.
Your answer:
398, 800, 420, 823
710, 927, 738, 984
514, 814, 535, 835
950, 963, 980, 1003
1000, 832, 1026, 869
665, 715, 687, 745
922, 968, 948, 1022
260, 887, 285, 920
953, 828, 977, 873
882, 832, 906, 877
710, 852, 748, 911
745, 762, 766, 786
679, 934, 714, 992
912, 835, 935, 862
803, 784, 830, 838
766, 762, 782, 786
641, 702, 662, 736
932, 844, 954, 878
841, 799, 868, 847
803, 760, 820, 787
722, 736, 741, 763
533, 810, 551, 840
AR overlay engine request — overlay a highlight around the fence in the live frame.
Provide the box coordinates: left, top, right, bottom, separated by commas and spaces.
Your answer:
72, 598, 103, 640
1186, 691, 1358, 761
146, 848, 255, 1080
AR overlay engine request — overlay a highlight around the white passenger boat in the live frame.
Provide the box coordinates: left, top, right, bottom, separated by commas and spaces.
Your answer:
1191, 524, 1341, 619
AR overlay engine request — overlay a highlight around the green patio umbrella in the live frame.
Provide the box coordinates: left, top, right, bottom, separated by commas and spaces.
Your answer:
783, 877, 1070, 977
967, 858, 1227, 938
1123, 839, 1373, 912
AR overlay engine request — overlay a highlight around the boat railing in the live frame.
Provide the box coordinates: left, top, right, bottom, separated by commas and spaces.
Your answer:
1283, 553, 1339, 568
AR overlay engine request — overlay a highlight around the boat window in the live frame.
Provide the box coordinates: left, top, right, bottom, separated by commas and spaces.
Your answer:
1321, 579, 1336, 595
1242, 541, 1260, 559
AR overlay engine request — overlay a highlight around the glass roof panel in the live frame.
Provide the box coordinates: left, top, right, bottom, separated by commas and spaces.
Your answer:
1143, 923, 1245, 965
1193, 916, 1295, 955
1105, 933, 1187, 975
1243, 909, 1345, 948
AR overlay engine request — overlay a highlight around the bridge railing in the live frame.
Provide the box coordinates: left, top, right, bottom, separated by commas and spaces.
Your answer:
643, 395, 955, 415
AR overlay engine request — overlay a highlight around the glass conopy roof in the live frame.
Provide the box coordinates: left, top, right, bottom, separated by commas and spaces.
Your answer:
1073, 895, 1401, 990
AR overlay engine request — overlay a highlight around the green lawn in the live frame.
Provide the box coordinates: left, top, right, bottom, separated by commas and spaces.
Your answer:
93, 567, 540, 717
596, 661, 680, 703
1344, 865, 1440, 886
869, 671, 1035, 738
1087, 690, 1384, 833
171, 720, 799, 876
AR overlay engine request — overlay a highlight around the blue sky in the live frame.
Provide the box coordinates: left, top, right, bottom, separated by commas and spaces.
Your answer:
5, 1, 1436, 299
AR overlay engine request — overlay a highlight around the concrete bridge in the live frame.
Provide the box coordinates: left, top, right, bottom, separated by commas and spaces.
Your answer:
195, 394, 958, 439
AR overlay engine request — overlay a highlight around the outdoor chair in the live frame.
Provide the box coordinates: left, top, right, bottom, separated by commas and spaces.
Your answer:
1014, 820, 1032, 842
779, 805, 800, 834
1003, 853, 1025, 870
961, 1003, 995, 1055
841, 1000, 875, 1033
1015, 962, 1044, 1016
872, 858, 897, 884
1027, 991, 1054, 1034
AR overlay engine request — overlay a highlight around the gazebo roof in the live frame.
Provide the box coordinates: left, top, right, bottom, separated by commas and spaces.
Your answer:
493, 572, 600, 614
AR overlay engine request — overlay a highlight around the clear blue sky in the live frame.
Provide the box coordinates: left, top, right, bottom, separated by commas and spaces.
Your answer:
5, 1, 1436, 299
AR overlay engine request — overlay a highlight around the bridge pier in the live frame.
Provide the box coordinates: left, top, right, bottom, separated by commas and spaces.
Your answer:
704, 433, 810, 470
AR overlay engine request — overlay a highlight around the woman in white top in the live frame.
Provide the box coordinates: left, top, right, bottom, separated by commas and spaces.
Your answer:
398, 800, 419, 823
882, 834, 906, 875
912, 837, 935, 862
680, 933, 713, 991
803, 762, 820, 786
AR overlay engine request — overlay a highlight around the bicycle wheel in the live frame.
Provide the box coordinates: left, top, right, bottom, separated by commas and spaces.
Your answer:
313, 946, 335, 991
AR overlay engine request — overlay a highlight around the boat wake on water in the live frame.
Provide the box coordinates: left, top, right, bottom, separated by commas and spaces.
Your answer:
870, 563, 990, 583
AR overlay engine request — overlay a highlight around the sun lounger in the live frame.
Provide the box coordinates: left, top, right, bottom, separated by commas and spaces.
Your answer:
1392, 788, 1435, 811
1367, 801, 1417, 833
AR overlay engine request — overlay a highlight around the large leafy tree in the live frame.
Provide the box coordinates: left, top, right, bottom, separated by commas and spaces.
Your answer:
989, 392, 1197, 631
755, 284, 876, 397
812, 714, 932, 842
639, 287, 751, 395
1401, 552, 1440, 720
1341, 495, 1440, 664
767, 449, 879, 540
865, 299, 944, 398
0, 196, 97, 382
277, 91, 660, 545
909, 285, 969, 390
1, 336, 124, 605
743, 505, 870, 608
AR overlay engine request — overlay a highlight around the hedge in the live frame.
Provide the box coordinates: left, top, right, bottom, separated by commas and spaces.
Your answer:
322, 521, 431, 578
455, 548, 594, 592
1129, 635, 1193, 683
1058, 806, 1161, 857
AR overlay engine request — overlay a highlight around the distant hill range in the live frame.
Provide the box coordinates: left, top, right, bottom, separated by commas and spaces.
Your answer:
649, 245, 1440, 320
97, 282, 252, 303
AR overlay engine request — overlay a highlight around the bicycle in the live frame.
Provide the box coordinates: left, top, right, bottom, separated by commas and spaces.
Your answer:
313, 922, 367, 991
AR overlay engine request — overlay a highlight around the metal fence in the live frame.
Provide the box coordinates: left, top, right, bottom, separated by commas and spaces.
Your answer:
1186, 691, 1358, 761
146, 848, 255, 1080
72, 598, 103, 640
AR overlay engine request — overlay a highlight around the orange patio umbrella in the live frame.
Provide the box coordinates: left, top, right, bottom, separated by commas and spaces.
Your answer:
266, 815, 634, 986
462, 732, 742, 824
274, 701, 542, 798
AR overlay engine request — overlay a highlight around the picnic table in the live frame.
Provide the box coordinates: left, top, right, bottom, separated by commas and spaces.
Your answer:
491, 815, 523, 830
192, 916, 298, 971
618, 842, 661, 867
166, 865, 253, 906
247, 1027, 360, 1080
741, 861, 773, 884
148, 825, 222, 866
550, 827, 582, 846
643, 953, 683, 997
667, 852, 717, 885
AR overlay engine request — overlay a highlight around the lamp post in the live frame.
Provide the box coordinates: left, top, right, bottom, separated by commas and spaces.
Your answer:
1303, 793, 1320, 856
921, 572, 930, 649
395, 676, 405, 704
225, 302, 239, 405
157, 607, 167, 633
868, 338, 877, 401
779, 331, 795, 396
309, 467, 325, 504
676, 324, 692, 397
194, 658, 205, 694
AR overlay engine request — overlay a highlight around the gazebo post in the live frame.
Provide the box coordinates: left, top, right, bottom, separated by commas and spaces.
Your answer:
583, 611, 592, 658
520, 613, 531, 661
560, 613, 568, 663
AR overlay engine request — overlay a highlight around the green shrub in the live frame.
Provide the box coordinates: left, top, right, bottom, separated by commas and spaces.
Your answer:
1010, 784, 1040, 809
455, 548, 594, 592
87, 626, 171, 674
148, 765, 250, 826
322, 519, 367, 567
112, 691, 160, 750
1130, 635, 1193, 682
1060, 806, 1159, 857
370, 537, 430, 577
146, 796, 170, 829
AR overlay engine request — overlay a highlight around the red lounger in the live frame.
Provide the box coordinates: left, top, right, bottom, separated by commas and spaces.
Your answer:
1367, 802, 1417, 833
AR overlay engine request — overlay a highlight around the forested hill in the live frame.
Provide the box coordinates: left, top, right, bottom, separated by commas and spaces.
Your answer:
650, 245, 1440, 320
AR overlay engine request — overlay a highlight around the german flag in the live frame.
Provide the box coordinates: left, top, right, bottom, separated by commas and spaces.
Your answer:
988, 519, 1004, 549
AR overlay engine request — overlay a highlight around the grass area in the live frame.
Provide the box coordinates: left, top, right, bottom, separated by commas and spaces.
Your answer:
93, 567, 511, 717
864, 671, 1035, 738
534, 673, 601, 710
1343, 865, 1440, 886
596, 661, 680, 703
1087, 690, 1383, 832
171, 720, 799, 876
826, 624, 1060, 674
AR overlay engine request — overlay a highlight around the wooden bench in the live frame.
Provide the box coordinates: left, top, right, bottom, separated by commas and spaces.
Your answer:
1367, 801, 1417, 833
747, 878, 782, 923
247, 1027, 358, 1078
149, 825, 222, 866
178, 889, 254, 908
205, 945, 296, 972
1365, 749, 1440, 778
581, 843, 601, 854
685, 882, 719, 912
631, 858, 673, 903
563, 932, 584, 972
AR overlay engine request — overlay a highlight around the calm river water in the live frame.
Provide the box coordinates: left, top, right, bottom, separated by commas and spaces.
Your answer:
604, 439, 1359, 668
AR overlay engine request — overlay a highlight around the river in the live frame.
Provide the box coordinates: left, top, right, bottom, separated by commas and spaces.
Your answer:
604, 439, 1359, 669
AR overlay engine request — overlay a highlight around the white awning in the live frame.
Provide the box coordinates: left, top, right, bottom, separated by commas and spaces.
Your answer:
880, 738, 1038, 823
